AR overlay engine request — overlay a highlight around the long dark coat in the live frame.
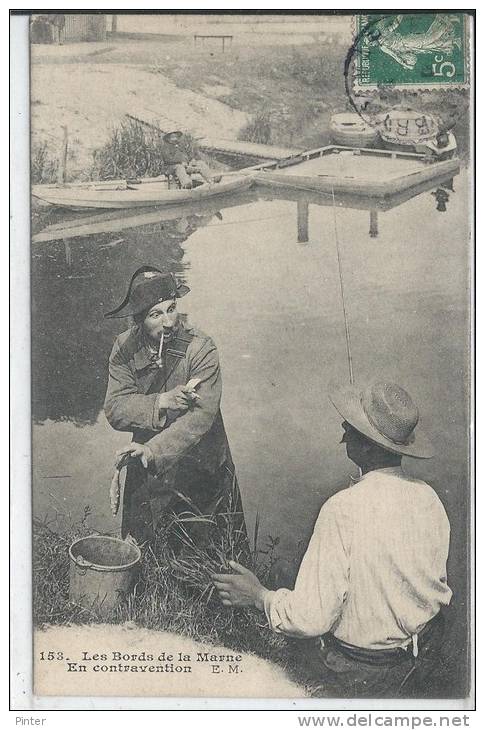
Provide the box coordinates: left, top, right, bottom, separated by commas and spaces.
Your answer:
104, 321, 247, 548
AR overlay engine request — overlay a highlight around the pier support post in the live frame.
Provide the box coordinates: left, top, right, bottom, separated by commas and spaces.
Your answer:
57, 126, 68, 185
63, 239, 72, 268
297, 200, 309, 243
369, 209, 378, 238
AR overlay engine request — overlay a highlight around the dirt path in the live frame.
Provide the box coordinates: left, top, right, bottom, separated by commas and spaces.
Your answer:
35, 623, 308, 698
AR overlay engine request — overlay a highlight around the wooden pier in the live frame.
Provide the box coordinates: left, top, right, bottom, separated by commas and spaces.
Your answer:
198, 137, 300, 162
124, 113, 300, 164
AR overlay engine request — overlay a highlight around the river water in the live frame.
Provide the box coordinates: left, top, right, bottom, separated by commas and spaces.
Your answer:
32, 174, 471, 686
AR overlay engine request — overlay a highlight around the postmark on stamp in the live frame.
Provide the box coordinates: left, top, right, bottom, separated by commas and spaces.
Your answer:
344, 13, 471, 147
353, 13, 469, 90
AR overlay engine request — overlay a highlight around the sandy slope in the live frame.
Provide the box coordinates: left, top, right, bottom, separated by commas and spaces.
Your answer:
31, 61, 248, 174
34, 623, 307, 698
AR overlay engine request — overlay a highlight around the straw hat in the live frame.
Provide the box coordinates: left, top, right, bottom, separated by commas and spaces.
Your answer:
163, 131, 184, 144
329, 381, 433, 459
104, 265, 189, 319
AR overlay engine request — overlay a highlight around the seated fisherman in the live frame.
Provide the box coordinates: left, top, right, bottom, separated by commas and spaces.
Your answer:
213, 381, 452, 697
162, 131, 221, 189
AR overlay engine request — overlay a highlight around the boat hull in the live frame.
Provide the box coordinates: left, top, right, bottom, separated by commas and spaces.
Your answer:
379, 134, 458, 160
330, 130, 378, 148
32, 175, 253, 209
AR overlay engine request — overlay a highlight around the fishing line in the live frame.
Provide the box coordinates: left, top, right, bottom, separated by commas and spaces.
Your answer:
203, 212, 294, 228
331, 185, 354, 386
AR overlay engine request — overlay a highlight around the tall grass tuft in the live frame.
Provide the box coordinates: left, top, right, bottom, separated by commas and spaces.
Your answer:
31, 142, 59, 184
237, 113, 272, 145
91, 119, 203, 181
32, 474, 322, 691
33, 481, 291, 663
33, 506, 95, 624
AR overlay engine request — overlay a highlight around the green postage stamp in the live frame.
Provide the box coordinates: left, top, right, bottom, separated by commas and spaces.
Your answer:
354, 13, 469, 89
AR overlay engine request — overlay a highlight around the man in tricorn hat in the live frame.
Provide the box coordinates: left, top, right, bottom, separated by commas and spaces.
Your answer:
213, 381, 452, 697
104, 266, 247, 550
161, 131, 221, 189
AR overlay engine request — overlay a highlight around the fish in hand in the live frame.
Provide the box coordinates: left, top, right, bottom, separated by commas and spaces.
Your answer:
110, 453, 132, 517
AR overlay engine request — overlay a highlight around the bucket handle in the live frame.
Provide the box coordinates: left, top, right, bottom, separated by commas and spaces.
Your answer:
74, 558, 97, 575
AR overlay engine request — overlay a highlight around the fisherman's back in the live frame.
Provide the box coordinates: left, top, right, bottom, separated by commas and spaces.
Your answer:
331, 466, 452, 648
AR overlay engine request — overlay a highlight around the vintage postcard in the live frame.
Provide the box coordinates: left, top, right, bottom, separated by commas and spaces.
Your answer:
14, 10, 475, 708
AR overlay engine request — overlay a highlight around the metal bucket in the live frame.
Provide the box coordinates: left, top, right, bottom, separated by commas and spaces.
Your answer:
69, 535, 141, 615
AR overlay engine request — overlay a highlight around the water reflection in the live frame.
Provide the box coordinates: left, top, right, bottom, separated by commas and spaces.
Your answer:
31, 173, 469, 695
33, 170, 457, 247
432, 187, 451, 213
32, 214, 208, 425
32, 176, 457, 426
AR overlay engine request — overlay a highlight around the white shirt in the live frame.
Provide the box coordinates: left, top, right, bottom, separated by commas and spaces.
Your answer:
264, 467, 452, 649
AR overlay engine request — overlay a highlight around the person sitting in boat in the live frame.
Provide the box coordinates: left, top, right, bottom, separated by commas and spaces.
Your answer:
104, 265, 247, 551
161, 131, 221, 189
213, 381, 452, 697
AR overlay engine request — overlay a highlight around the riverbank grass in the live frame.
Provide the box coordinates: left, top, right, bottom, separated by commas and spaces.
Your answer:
33, 500, 308, 687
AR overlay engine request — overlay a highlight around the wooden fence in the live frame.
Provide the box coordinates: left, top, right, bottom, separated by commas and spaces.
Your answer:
63, 14, 107, 42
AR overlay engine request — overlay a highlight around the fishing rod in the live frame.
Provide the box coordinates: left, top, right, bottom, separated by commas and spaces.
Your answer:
125, 113, 167, 135
127, 114, 355, 384
125, 113, 203, 141
331, 185, 354, 386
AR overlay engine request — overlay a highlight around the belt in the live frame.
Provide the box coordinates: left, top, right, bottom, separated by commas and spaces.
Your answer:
324, 612, 444, 667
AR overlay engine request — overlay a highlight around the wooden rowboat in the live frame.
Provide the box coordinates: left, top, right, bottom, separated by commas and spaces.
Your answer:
329, 113, 379, 148
249, 145, 460, 197
374, 110, 458, 159
32, 173, 253, 210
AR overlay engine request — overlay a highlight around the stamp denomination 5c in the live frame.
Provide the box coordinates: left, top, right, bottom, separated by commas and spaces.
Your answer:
354, 13, 469, 89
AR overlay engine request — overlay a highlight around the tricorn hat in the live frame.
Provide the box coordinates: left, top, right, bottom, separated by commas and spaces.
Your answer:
163, 130, 184, 144
329, 381, 433, 459
104, 265, 190, 319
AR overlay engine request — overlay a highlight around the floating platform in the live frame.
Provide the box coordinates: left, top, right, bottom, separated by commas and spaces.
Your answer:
248, 145, 460, 197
